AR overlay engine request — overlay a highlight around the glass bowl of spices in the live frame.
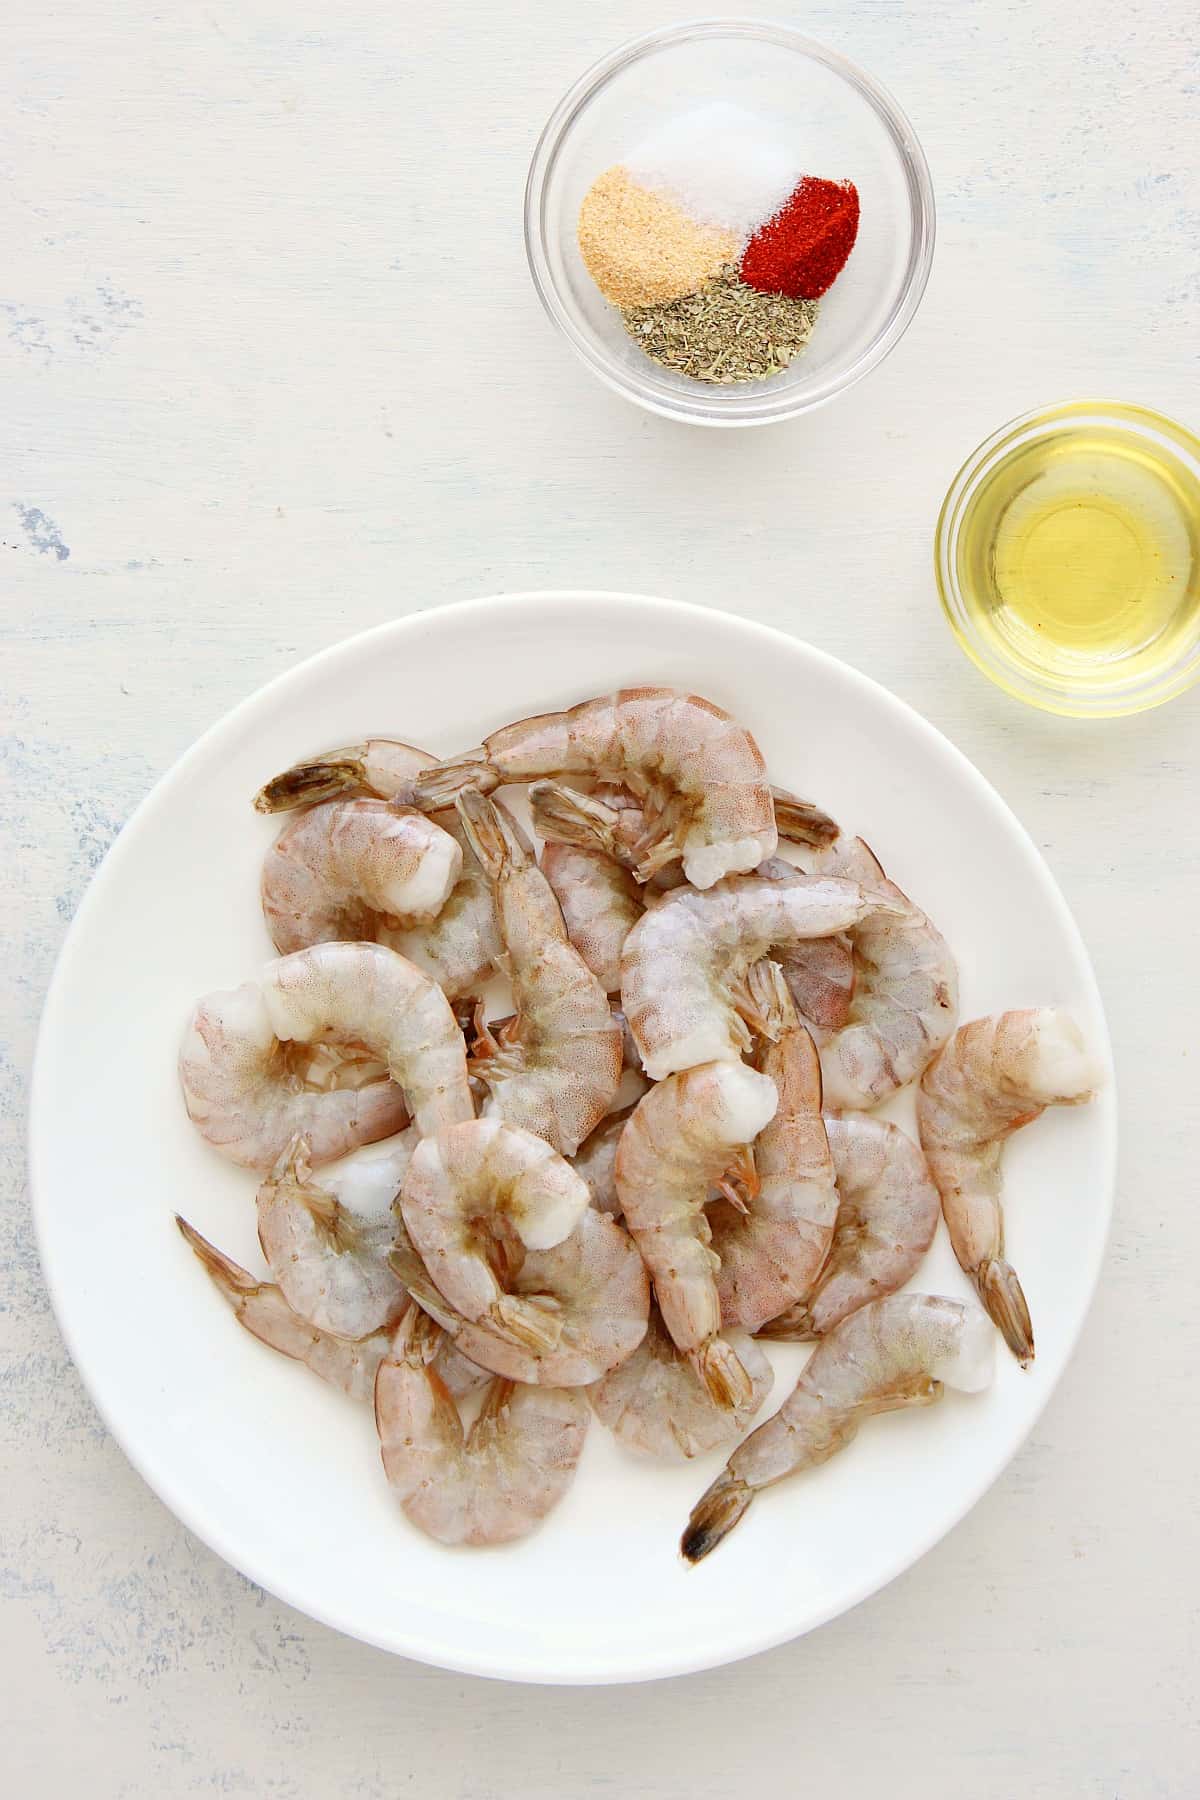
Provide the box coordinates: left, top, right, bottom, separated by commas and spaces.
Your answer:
524, 19, 934, 427
936, 400, 1200, 717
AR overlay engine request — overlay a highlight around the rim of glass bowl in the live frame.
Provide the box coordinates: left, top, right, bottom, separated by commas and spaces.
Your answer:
934, 399, 1200, 718
523, 18, 936, 428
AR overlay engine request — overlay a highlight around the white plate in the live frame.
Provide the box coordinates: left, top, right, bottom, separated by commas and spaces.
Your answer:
30, 592, 1116, 1685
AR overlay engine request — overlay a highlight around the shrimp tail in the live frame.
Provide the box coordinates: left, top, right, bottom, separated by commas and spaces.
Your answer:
529, 781, 625, 858
770, 787, 840, 847
455, 786, 525, 879
697, 1338, 754, 1411
414, 752, 500, 810
491, 1294, 565, 1354
253, 756, 370, 814
738, 957, 794, 1043
176, 1214, 258, 1296
680, 1470, 755, 1564
977, 1257, 1035, 1365
755, 1303, 817, 1342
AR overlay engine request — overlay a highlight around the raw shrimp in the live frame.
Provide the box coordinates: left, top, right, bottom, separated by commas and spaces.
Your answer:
620, 873, 894, 1081
179, 941, 473, 1168
570, 1108, 630, 1217
759, 1115, 940, 1340
455, 790, 622, 1156
414, 688, 778, 889
806, 836, 958, 1110
375, 1304, 589, 1547
253, 740, 434, 813
177, 1213, 489, 1402
382, 803, 532, 1001
261, 798, 462, 956
540, 840, 642, 995
615, 1060, 778, 1408
255, 742, 521, 1000
256, 1135, 410, 1339
917, 1008, 1100, 1365
177, 1216, 394, 1402
589, 1304, 773, 1461
390, 1204, 648, 1387
399, 1119, 591, 1352
777, 936, 855, 1032
710, 975, 840, 1334
529, 779, 837, 883
682, 1294, 995, 1562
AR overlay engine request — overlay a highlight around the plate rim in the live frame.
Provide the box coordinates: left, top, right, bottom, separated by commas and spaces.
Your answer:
28, 590, 1118, 1685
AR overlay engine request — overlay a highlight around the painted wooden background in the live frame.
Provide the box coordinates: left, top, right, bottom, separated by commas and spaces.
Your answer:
4, 2, 1198, 1793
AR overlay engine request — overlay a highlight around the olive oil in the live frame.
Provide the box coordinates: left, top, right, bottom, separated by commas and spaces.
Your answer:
954, 422, 1200, 697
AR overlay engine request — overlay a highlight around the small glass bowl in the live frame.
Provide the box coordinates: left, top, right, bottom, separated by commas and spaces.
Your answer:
524, 19, 935, 427
935, 401, 1200, 718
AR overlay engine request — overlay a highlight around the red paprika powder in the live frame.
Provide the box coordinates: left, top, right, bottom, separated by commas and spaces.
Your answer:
740, 177, 860, 300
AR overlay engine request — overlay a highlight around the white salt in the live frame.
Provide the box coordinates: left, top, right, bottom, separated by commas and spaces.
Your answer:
625, 102, 802, 240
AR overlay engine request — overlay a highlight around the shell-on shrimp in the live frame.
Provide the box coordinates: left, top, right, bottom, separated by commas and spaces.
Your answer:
917, 1008, 1100, 1365
455, 790, 622, 1156
390, 1204, 648, 1387
620, 873, 895, 1081
804, 836, 958, 1111
682, 1294, 995, 1563
589, 1304, 773, 1461
375, 1304, 589, 1547
709, 974, 840, 1334
253, 740, 434, 814
540, 840, 642, 996
177, 1216, 395, 1401
261, 798, 462, 956
399, 1119, 591, 1353
179, 941, 473, 1169
529, 778, 837, 884
759, 1114, 940, 1341
254, 743, 521, 1001
615, 1060, 779, 1409
256, 1134, 410, 1339
414, 688, 778, 889
178, 1211, 491, 1404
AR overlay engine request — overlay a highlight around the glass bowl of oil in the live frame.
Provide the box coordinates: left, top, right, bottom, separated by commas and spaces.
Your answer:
935, 401, 1200, 716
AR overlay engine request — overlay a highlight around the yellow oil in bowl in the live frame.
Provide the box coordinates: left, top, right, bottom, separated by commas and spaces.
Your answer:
937, 403, 1200, 715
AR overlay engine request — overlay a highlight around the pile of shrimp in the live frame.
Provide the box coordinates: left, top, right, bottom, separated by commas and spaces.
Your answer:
174, 688, 1101, 1560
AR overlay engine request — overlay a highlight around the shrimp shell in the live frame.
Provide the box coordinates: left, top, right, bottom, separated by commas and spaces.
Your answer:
261, 798, 462, 955
682, 1294, 995, 1562
390, 1205, 649, 1387
710, 981, 840, 1334
759, 1115, 941, 1340
375, 1305, 589, 1547
917, 1008, 1100, 1365
615, 1060, 779, 1409
620, 873, 892, 1081
456, 790, 622, 1156
415, 688, 778, 889
588, 1304, 773, 1461
179, 942, 472, 1168
540, 840, 642, 996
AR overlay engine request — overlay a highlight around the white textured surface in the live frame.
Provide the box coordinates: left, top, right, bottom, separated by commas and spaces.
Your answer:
2, 0, 1197, 1793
